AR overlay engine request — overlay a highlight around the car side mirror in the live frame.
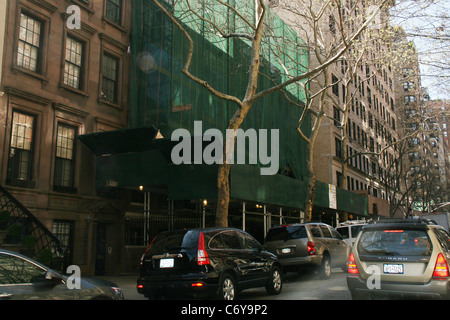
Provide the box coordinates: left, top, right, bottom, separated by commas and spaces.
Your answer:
259, 244, 267, 252
32, 270, 63, 287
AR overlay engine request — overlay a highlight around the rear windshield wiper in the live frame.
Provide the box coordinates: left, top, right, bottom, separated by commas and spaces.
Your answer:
363, 248, 399, 255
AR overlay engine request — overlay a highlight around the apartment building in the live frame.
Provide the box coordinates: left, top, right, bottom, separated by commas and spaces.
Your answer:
317, 1, 401, 220
0, 0, 131, 275
392, 27, 449, 214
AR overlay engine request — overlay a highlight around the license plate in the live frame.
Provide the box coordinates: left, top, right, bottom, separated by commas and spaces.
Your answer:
160, 258, 174, 268
383, 264, 403, 274
281, 248, 291, 254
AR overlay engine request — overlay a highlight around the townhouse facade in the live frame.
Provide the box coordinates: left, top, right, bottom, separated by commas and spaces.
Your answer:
0, 0, 132, 275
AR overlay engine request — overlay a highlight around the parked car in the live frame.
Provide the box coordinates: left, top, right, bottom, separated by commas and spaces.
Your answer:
336, 220, 368, 247
137, 227, 283, 300
0, 249, 124, 300
265, 222, 351, 279
347, 219, 450, 299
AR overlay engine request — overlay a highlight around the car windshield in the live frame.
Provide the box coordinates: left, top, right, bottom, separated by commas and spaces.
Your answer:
358, 229, 432, 256
266, 225, 307, 241
147, 231, 197, 255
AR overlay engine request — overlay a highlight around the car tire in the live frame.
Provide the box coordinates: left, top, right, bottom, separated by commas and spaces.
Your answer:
218, 272, 237, 300
319, 254, 331, 279
265, 266, 282, 295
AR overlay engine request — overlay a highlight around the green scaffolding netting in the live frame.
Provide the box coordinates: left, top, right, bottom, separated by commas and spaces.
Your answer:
129, 0, 311, 182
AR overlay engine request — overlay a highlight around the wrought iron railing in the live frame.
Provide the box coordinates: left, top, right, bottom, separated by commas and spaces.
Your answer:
0, 185, 64, 270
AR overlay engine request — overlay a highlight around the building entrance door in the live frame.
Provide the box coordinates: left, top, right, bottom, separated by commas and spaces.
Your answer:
95, 223, 107, 276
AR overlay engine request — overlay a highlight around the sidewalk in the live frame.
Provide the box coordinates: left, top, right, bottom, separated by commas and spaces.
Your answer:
98, 274, 146, 300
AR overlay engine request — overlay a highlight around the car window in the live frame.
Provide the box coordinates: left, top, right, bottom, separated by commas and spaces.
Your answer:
337, 227, 349, 239
357, 229, 432, 256
309, 225, 322, 238
330, 228, 343, 240
433, 228, 450, 252
320, 225, 332, 238
350, 225, 364, 238
0, 253, 47, 284
265, 225, 307, 241
220, 231, 241, 249
208, 232, 225, 249
239, 232, 261, 250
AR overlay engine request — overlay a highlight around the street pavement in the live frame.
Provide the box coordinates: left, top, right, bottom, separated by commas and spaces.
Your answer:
98, 268, 351, 300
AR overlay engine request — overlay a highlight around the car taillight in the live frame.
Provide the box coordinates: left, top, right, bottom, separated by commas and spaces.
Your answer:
191, 282, 204, 287
433, 253, 449, 278
197, 231, 210, 265
307, 241, 316, 256
347, 253, 359, 274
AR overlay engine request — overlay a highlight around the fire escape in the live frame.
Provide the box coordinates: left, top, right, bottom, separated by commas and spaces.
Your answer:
0, 185, 64, 270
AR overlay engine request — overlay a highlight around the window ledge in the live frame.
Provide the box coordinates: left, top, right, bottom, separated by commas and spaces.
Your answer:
59, 83, 89, 97
11, 65, 49, 84
97, 97, 123, 110
102, 17, 128, 34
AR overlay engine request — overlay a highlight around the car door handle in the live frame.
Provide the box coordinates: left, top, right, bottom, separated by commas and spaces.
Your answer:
0, 293, 13, 299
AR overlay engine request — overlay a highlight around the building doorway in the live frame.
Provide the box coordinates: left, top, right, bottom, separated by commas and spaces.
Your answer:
95, 223, 107, 276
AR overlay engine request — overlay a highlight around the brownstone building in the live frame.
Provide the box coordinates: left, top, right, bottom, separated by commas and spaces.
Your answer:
0, 0, 131, 275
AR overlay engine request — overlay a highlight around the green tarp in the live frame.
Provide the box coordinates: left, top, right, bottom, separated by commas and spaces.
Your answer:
78, 1, 369, 217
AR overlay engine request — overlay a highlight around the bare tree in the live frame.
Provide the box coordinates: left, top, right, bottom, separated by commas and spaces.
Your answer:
151, 0, 390, 226
390, 0, 450, 98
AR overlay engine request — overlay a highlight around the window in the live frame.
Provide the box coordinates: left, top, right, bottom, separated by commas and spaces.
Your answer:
332, 74, 339, 97
333, 106, 341, 127
101, 53, 119, 103
53, 220, 75, 264
17, 13, 42, 72
0, 253, 47, 284
336, 171, 343, 188
64, 36, 84, 90
54, 123, 77, 191
320, 225, 332, 238
403, 81, 415, 91
335, 137, 342, 159
434, 229, 450, 252
218, 231, 241, 249
7, 111, 35, 187
404, 95, 416, 103
266, 225, 307, 241
309, 225, 322, 238
239, 232, 260, 250
106, 0, 122, 25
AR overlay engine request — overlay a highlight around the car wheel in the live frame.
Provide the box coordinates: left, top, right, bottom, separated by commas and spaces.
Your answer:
319, 254, 331, 279
218, 273, 237, 300
265, 266, 282, 295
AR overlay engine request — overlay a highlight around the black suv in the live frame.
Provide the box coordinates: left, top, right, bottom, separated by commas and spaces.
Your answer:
137, 227, 283, 300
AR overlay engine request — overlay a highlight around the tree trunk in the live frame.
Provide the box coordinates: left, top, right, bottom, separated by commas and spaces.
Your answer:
215, 103, 253, 227
215, 164, 232, 227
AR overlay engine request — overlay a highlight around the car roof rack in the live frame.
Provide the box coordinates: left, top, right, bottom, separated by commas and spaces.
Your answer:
338, 218, 372, 226
366, 218, 441, 229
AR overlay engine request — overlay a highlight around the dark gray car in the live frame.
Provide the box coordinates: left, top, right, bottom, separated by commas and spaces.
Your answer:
0, 249, 124, 300
265, 222, 351, 279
